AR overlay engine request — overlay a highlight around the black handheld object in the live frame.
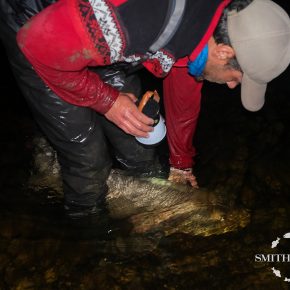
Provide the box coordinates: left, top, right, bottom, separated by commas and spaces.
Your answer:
137, 90, 160, 126
136, 98, 160, 126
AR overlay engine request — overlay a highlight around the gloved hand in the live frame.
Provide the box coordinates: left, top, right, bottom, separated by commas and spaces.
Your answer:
168, 167, 199, 188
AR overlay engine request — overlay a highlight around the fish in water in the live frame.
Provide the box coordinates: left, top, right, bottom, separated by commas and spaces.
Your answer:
28, 136, 250, 238
106, 170, 249, 237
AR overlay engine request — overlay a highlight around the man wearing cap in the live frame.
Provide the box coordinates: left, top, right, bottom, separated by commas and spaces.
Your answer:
166, 0, 290, 186
1, 0, 289, 218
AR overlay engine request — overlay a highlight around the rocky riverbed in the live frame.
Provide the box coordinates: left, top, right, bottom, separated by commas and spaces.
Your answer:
1, 46, 290, 289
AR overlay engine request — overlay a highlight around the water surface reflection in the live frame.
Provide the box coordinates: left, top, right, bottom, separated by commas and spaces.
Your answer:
1, 73, 290, 290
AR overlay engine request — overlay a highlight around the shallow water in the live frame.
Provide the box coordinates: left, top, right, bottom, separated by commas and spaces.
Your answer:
1, 181, 290, 289
1, 48, 290, 290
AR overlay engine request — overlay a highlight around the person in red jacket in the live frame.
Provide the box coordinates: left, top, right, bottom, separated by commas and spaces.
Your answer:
1, 0, 290, 218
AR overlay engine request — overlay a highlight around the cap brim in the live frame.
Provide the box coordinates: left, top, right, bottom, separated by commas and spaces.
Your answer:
241, 74, 267, 112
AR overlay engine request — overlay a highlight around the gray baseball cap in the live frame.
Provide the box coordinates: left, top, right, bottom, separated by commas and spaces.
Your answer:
228, 0, 290, 111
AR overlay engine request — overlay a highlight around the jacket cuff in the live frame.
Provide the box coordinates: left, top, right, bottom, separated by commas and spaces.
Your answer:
89, 84, 119, 114
169, 155, 194, 169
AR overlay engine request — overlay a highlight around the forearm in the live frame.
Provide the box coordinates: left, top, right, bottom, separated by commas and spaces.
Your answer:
21, 53, 119, 114
16, 0, 119, 114
163, 66, 202, 169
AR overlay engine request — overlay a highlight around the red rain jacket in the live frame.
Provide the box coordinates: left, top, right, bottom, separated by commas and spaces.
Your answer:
17, 0, 230, 169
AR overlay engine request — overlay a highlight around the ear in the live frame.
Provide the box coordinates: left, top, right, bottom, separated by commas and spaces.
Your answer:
213, 44, 235, 62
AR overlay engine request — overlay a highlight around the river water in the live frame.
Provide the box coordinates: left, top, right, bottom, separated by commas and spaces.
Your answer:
1, 49, 290, 290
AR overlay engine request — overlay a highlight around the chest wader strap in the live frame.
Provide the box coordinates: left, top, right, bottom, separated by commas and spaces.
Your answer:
148, 0, 187, 54
126, 0, 187, 74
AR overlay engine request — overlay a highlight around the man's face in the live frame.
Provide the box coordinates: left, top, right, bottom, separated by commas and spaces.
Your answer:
197, 61, 243, 89
198, 38, 243, 89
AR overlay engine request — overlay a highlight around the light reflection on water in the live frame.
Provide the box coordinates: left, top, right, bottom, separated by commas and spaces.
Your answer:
1, 70, 290, 289
1, 183, 290, 290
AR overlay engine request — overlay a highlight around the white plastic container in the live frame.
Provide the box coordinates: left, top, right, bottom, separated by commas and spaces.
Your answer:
136, 115, 166, 146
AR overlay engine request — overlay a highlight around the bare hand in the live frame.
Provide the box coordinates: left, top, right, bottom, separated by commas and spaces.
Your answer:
105, 92, 154, 137
168, 167, 199, 188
